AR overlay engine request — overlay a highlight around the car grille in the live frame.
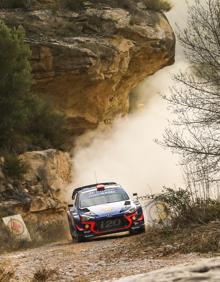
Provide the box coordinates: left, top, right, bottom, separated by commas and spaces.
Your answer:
95, 216, 128, 232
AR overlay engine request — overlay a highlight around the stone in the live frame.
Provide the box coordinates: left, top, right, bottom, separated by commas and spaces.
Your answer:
116, 257, 220, 282
20, 149, 71, 198
0, 1, 175, 135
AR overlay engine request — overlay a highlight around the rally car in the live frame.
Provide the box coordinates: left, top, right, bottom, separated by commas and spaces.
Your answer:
67, 182, 145, 242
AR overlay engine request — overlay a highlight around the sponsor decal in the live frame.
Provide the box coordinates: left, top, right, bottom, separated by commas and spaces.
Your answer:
102, 206, 113, 212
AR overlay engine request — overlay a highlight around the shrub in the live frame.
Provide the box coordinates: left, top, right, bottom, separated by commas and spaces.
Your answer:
0, 0, 33, 9
0, 261, 14, 282
0, 21, 32, 152
64, 0, 85, 10
25, 94, 69, 150
3, 154, 28, 180
144, 0, 172, 12
0, 21, 69, 153
153, 187, 220, 227
33, 267, 57, 282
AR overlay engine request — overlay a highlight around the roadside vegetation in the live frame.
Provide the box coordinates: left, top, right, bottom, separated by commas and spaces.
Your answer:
0, 21, 69, 177
32, 266, 57, 282
162, 0, 220, 186
0, 260, 14, 282
141, 0, 220, 256
139, 220, 220, 256
138, 187, 220, 256
0, 0, 32, 9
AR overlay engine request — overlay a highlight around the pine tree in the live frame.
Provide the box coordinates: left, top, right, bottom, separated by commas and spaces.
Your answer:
0, 21, 31, 152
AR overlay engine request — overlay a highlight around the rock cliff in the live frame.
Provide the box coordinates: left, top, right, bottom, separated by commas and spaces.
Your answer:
0, 0, 175, 135
0, 150, 71, 217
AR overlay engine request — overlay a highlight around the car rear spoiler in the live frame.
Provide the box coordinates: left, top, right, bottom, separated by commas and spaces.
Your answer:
71, 182, 117, 200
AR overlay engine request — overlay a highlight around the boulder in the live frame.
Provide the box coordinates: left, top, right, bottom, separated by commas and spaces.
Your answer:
20, 149, 71, 199
117, 257, 220, 282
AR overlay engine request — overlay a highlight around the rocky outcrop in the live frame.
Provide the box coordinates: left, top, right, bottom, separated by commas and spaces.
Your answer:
20, 149, 71, 212
0, 150, 71, 217
116, 257, 220, 282
0, 0, 175, 135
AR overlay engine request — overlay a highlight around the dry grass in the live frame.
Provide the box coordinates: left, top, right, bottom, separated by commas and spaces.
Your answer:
0, 261, 14, 282
32, 266, 57, 282
137, 220, 220, 257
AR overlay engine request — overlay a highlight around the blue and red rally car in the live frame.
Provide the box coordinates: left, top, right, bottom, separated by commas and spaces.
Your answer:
67, 182, 145, 242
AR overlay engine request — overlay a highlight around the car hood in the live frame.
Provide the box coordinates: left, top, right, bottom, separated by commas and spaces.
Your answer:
82, 201, 135, 217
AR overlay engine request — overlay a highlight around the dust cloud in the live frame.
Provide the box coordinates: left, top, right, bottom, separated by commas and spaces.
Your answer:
70, 0, 197, 197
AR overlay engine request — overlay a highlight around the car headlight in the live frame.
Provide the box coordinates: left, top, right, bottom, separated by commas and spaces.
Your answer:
126, 207, 136, 214
80, 214, 95, 222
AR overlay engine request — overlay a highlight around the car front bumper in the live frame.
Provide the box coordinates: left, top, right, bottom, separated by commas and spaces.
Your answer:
76, 212, 145, 238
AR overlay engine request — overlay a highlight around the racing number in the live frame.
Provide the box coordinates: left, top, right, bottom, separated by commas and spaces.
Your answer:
100, 218, 121, 230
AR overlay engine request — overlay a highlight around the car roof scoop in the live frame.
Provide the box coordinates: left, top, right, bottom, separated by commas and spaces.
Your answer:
80, 207, 90, 212
124, 200, 131, 205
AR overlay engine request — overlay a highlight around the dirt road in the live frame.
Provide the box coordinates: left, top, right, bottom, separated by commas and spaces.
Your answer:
0, 232, 200, 282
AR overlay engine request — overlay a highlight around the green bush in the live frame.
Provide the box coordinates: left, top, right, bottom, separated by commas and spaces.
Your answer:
144, 0, 172, 12
0, 0, 33, 9
0, 21, 69, 153
0, 21, 31, 152
25, 94, 69, 150
3, 154, 28, 180
64, 0, 85, 10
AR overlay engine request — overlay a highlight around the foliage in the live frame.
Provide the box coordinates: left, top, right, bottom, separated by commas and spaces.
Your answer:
32, 267, 57, 282
144, 0, 172, 12
0, 261, 14, 282
0, 21, 69, 153
162, 0, 220, 182
154, 187, 220, 227
0, 0, 33, 9
139, 220, 220, 256
2, 154, 28, 179
0, 21, 31, 152
64, 0, 85, 10
25, 95, 69, 150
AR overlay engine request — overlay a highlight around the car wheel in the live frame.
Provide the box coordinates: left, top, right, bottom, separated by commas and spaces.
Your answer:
137, 225, 146, 233
76, 234, 86, 243
67, 216, 77, 241
129, 225, 145, 235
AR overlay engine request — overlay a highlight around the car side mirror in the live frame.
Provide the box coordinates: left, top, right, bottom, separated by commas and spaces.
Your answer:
124, 200, 131, 205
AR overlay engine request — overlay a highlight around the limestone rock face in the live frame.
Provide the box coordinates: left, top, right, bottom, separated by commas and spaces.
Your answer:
20, 149, 71, 212
21, 150, 71, 195
0, 0, 175, 134
117, 257, 220, 282
0, 150, 71, 216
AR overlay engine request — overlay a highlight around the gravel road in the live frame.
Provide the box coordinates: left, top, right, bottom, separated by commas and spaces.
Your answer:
0, 232, 201, 282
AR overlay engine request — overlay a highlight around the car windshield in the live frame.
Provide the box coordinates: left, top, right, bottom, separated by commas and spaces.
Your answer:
78, 188, 129, 208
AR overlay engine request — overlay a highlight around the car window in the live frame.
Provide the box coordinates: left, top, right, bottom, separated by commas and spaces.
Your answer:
79, 188, 129, 208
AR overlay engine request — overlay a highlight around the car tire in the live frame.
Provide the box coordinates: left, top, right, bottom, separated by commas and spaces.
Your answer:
67, 216, 79, 242
76, 234, 86, 243
137, 225, 146, 233
129, 225, 145, 235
